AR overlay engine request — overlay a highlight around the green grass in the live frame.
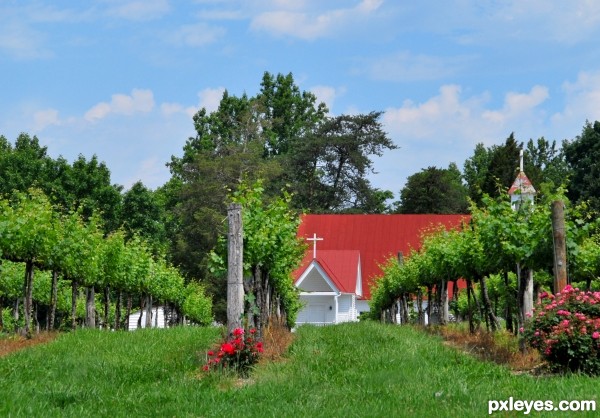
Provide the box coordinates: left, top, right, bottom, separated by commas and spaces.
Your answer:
0, 322, 599, 417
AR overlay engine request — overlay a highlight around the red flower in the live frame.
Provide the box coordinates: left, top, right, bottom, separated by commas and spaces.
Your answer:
256, 342, 264, 353
207, 350, 214, 356
233, 328, 244, 336
221, 342, 235, 355
250, 328, 256, 334
202, 364, 210, 371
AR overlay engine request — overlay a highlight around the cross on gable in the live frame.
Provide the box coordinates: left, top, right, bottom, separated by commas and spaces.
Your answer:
306, 233, 323, 259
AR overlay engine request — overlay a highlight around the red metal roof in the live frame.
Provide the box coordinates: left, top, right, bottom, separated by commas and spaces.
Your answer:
295, 214, 469, 299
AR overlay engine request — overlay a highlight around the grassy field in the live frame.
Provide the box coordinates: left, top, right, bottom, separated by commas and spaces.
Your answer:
0, 322, 599, 417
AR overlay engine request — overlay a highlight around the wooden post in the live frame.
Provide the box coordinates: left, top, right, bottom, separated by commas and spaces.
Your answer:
227, 203, 244, 334
551, 200, 568, 294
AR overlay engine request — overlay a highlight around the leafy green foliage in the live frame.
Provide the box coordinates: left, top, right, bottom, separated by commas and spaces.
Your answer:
396, 164, 468, 214
563, 120, 600, 215
181, 282, 213, 325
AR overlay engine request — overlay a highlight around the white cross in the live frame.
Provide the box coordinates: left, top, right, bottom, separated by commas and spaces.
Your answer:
306, 233, 323, 259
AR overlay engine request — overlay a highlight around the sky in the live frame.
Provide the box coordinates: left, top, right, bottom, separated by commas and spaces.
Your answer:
2, 1, 600, 198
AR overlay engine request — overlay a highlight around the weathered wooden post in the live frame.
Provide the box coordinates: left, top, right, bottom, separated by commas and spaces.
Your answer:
551, 200, 568, 294
227, 203, 244, 334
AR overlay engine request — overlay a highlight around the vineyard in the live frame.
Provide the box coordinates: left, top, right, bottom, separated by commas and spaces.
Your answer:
370, 188, 600, 337
0, 189, 213, 336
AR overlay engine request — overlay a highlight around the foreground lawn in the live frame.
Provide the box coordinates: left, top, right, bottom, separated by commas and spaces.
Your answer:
0, 322, 599, 417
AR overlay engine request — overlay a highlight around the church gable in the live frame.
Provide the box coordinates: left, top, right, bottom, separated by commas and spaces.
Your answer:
296, 263, 338, 293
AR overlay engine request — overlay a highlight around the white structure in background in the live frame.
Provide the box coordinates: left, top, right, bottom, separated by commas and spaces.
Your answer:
295, 249, 364, 326
128, 306, 166, 331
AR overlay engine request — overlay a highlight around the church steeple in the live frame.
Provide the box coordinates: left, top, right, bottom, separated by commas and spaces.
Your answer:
508, 149, 536, 210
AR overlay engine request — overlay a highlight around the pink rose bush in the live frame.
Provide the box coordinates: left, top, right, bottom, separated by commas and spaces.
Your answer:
524, 285, 600, 374
203, 328, 264, 377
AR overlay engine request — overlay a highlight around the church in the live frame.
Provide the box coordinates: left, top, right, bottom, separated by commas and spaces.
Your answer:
292, 214, 468, 325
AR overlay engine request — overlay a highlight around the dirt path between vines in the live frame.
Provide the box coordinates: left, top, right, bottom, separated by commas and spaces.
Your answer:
0, 332, 59, 358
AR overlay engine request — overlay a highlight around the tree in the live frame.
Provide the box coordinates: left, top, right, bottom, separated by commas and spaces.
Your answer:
68, 155, 123, 232
563, 120, 600, 214
0, 190, 58, 337
523, 137, 569, 194
395, 164, 468, 214
286, 112, 397, 212
210, 181, 305, 331
464, 134, 520, 205
258, 71, 328, 157
121, 181, 166, 252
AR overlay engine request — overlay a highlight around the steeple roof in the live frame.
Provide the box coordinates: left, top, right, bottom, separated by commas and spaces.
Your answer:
508, 171, 536, 196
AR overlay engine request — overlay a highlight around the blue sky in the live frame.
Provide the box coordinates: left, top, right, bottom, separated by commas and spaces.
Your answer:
2, 1, 600, 197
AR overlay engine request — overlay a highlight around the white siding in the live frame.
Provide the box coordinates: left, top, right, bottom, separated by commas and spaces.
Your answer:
336, 294, 357, 322
300, 269, 334, 292
128, 307, 166, 331
296, 295, 336, 326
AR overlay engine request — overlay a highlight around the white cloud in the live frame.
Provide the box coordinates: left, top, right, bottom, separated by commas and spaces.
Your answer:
33, 109, 61, 132
310, 85, 344, 112
105, 0, 170, 21
197, 87, 225, 112
250, 0, 383, 40
168, 23, 226, 46
0, 22, 52, 59
551, 71, 600, 132
483, 85, 549, 124
85, 89, 155, 122
160, 87, 224, 118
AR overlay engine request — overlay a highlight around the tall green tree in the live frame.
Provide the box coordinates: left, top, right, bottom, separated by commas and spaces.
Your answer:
68, 155, 123, 232
563, 120, 600, 214
286, 111, 397, 212
121, 181, 166, 252
395, 164, 468, 214
464, 134, 520, 205
257, 72, 328, 157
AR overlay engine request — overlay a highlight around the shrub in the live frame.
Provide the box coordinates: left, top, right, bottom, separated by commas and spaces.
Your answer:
524, 285, 600, 374
203, 327, 264, 377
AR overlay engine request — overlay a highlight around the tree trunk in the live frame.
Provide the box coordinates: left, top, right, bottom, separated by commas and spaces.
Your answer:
401, 294, 410, 324
115, 291, 122, 331
517, 265, 534, 351
145, 294, 153, 328
34, 302, 40, 334
440, 280, 449, 325
137, 295, 144, 329
467, 280, 474, 333
126, 294, 132, 330
71, 281, 78, 330
13, 298, 19, 334
416, 288, 424, 325
504, 271, 513, 333
517, 265, 534, 327
48, 270, 58, 331
23, 260, 34, 338
480, 276, 499, 332
227, 203, 244, 334
426, 285, 433, 325
391, 298, 398, 324
86, 286, 96, 328
551, 200, 568, 294
103, 286, 110, 330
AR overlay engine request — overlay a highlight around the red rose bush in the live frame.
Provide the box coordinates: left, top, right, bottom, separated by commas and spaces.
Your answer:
524, 285, 600, 374
203, 328, 264, 377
